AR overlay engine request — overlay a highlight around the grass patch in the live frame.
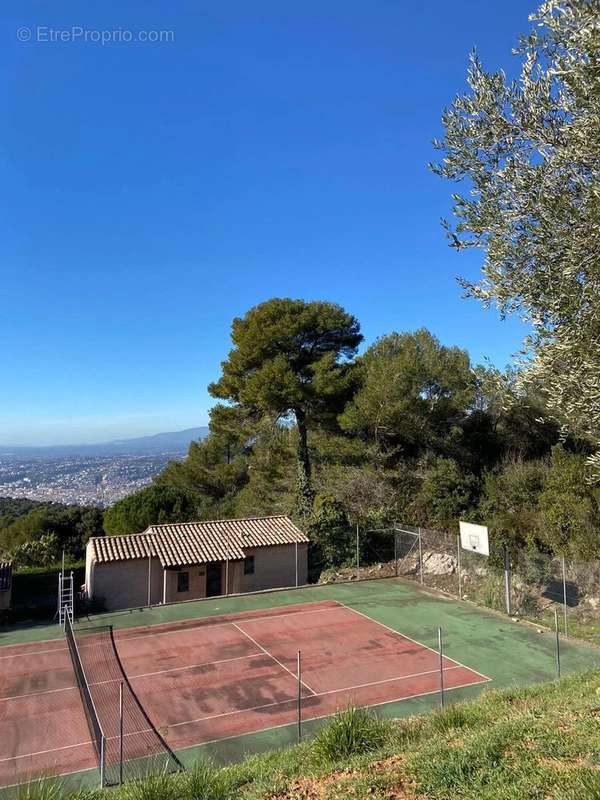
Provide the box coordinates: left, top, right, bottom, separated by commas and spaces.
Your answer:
311, 706, 393, 763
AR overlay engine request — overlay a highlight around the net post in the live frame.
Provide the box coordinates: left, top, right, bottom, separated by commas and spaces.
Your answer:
100, 735, 105, 788
356, 524, 360, 581
57, 571, 62, 626
438, 627, 444, 709
418, 528, 423, 585
561, 555, 568, 637
297, 650, 302, 743
504, 545, 512, 616
555, 608, 561, 680
119, 680, 124, 785
457, 534, 462, 599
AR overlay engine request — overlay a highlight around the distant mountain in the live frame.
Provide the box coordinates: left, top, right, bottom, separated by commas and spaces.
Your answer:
0, 427, 209, 458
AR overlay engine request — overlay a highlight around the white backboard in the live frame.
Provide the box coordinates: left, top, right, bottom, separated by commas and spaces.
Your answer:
459, 521, 489, 556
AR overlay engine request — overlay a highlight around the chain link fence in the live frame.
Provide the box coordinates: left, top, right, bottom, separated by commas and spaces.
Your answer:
312, 522, 600, 640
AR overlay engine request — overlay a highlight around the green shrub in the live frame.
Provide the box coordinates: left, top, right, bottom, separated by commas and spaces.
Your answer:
17, 779, 64, 800
118, 770, 179, 800
182, 761, 235, 800
311, 706, 391, 762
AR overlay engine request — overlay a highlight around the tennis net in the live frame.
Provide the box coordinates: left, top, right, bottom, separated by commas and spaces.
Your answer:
65, 620, 183, 786
65, 616, 106, 784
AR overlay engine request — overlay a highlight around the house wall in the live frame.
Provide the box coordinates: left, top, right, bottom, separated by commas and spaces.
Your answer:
88, 542, 309, 611
90, 556, 163, 611
232, 543, 308, 594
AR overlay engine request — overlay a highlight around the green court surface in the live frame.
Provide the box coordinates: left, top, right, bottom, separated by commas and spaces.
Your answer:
1, 577, 599, 791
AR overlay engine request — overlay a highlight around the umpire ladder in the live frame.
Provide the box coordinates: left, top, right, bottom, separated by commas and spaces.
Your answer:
58, 570, 74, 627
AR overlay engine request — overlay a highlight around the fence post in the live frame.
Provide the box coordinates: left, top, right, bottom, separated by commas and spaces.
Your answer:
504, 545, 512, 616
418, 528, 424, 584
457, 534, 462, 599
554, 609, 561, 680
147, 549, 152, 607
297, 650, 302, 743
119, 681, 124, 785
356, 524, 360, 581
438, 627, 445, 709
100, 735, 105, 788
561, 555, 568, 638
295, 541, 299, 587
394, 531, 398, 577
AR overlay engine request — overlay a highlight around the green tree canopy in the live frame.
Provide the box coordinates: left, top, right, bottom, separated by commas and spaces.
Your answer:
103, 484, 203, 535
433, 0, 600, 469
209, 298, 362, 516
339, 329, 476, 464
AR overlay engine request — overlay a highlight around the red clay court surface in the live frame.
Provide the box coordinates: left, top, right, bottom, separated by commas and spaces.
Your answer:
0, 599, 490, 787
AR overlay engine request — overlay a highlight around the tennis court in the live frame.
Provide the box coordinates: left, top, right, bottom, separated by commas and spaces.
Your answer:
0, 598, 488, 787
2, 577, 599, 790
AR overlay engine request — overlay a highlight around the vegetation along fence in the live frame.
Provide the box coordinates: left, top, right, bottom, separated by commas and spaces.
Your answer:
312, 523, 599, 641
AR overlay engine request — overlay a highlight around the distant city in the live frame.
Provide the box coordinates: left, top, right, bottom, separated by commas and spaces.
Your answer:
0, 427, 208, 507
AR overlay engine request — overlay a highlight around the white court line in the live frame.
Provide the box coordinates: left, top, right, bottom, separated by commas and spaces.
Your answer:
166, 664, 489, 730
231, 622, 317, 695
0, 643, 67, 660
0, 739, 92, 763
339, 602, 493, 683
91, 652, 266, 686
119, 602, 339, 644
0, 600, 338, 660
0, 684, 77, 702
0, 653, 267, 702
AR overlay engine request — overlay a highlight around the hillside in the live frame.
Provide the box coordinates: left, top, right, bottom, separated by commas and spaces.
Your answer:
20, 671, 600, 800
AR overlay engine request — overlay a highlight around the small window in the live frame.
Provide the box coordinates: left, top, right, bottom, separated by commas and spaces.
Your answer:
243, 556, 255, 575
177, 571, 189, 593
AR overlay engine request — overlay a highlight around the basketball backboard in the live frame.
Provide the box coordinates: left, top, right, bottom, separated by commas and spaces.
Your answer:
459, 521, 489, 556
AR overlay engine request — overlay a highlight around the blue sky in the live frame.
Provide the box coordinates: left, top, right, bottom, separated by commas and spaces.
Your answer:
2, 1, 535, 446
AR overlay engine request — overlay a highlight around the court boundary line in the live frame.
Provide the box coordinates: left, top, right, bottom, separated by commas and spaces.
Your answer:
118, 602, 341, 645
231, 622, 317, 695
0, 653, 268, 704
0, 600, 340, 660
166, 662, 488, 730
339, 602, 493, 682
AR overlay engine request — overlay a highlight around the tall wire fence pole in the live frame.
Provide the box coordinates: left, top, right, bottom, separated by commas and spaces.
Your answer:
438, 627, 445, 709
100, 735, 105, 789
504, 546, 512, 616
119, 681, 124, 785
295, 541, 299, 587
555, 608, 561, 680
297, 650, 302, 743
394, 532, 398, 578
418, 528, 424, 585
147, 550, 152, 608
456, 534, 462, 599
356, 524, 360, 581
225, 529, 230, 597
561, 555, 568, 638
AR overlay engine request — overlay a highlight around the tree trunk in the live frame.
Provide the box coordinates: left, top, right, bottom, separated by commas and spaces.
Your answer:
295, 408, 314, 518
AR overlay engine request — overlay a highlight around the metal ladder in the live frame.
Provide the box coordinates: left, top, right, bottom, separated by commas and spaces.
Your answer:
58, 570, 74, 627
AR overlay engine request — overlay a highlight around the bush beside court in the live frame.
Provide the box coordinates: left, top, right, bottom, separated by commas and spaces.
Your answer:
14, 671, 600, 800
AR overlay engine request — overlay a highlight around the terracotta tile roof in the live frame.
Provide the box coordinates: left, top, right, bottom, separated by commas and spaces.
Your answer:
0, 562, 12, 592
89, 515, 309, 568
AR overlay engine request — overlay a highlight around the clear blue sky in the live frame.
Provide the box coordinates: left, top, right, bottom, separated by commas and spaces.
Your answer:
2, 1, 534, 446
